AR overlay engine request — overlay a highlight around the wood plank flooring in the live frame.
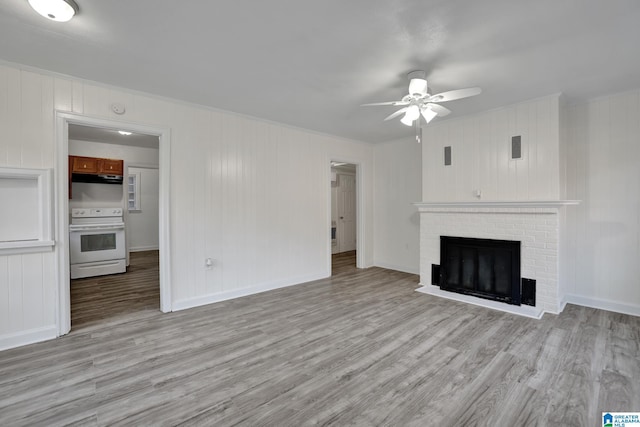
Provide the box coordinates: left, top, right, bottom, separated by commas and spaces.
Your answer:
1, 253, 639, 426
71, 250, 160, 331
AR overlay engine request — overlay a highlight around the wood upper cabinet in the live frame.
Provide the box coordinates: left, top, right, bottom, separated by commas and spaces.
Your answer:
101, 158, 123, 175
70, 156, 124, 176
71, 156, 99, 173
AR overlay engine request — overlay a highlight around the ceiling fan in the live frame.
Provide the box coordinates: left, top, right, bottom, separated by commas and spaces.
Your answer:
362, 71, 481, 143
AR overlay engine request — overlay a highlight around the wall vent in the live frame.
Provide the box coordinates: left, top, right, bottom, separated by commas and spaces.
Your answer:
511, 136, 522, 159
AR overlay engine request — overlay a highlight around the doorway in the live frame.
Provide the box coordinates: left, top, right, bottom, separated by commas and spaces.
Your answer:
67, 124, 161, 330
331, 161, 357, 274
55, 112, 171, 336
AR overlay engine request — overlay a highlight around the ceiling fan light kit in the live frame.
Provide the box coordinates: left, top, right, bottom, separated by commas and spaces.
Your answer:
400, 105, 420, 126
28, 0, 78, 22
362, 70, 481, 142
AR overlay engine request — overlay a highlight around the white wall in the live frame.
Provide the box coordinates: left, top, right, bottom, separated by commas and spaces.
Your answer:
128, 166, 159, 251
373, 137, 421, 274
564, 89, 640, 315
422, 94, 561, 202
415, 89, 640, 316
0, 63, 374, 350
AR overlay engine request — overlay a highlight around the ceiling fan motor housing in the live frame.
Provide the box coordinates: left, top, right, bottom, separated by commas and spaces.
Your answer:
408, 70, 428, 96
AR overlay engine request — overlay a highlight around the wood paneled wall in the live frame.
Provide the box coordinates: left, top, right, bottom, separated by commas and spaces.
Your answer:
564, 89, 640, 314
422, 94, 561, 201
0, 64, 374, 348
373, 137, 421, 274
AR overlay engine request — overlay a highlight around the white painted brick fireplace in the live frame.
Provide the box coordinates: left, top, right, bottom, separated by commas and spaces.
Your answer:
415, 201, 579, 318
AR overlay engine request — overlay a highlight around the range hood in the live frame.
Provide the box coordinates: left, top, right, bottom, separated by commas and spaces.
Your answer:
71, 173, 123, 185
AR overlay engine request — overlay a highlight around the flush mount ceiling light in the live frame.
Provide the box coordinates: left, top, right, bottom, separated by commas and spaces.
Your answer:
118, 131, 132, 136
28, 0, 79, 22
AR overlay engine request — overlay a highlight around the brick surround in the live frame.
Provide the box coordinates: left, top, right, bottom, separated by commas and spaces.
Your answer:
416, 204, 571, 317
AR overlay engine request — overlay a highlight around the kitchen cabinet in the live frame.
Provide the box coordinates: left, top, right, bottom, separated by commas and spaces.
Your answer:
101, 159, 123, 175
70, 156, 124, 175
69, 155, 124, 199
71, 156, 99, 173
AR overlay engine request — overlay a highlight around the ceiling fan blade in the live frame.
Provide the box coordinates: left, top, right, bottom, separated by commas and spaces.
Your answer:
428, 87, 482, 102
426, 103, 452, 117
361, 101, 410, 107
420, 106, 438, 123
384, 107, 408, 121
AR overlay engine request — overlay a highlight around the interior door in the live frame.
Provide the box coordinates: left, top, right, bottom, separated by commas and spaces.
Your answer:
337, 173, 356, 252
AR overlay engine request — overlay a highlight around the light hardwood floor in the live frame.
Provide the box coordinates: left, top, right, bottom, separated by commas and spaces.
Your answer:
0, 252, 639, 426
71, 250, 160, 331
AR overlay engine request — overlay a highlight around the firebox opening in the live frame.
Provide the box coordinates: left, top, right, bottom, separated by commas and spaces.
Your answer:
439, 236, 521, 306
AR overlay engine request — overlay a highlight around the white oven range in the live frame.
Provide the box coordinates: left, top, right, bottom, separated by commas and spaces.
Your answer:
69, 207, 126, 279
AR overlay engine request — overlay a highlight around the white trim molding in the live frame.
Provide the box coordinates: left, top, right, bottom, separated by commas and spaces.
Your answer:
0, 325, 57, 352
0, 167, 54, 254
173, 272, 327, 311
564, 293, 640, 318
55, 111, 173, 337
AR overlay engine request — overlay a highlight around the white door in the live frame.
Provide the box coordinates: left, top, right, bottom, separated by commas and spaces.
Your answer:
337, 173, 356, 252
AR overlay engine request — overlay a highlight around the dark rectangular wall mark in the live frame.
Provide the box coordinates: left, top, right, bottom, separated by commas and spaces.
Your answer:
511, 136, 522, 159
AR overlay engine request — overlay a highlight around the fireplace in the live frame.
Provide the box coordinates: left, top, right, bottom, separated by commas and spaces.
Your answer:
414, 201, 579, 318
439, 236, 521, 305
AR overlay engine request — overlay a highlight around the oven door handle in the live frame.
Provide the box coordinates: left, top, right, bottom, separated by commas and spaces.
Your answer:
69, 224, 125, 232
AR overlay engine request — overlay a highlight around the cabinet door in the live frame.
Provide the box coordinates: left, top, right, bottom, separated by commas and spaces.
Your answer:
71, 156, 99, 173
100, 159, 123, 175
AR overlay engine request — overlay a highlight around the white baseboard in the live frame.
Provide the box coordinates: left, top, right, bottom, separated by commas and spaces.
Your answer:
172, 272, 329, 311
564, 293, 640, 317
0, 325, 58, 352
416, 283, 544, 319
373, 260, 419, 275
129, 246, 159, 252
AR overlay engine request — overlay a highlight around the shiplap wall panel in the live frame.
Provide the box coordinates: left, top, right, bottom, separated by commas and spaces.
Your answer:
21, 253, 43, 330
6, 67, 22, 166
7, 256, 23, 333
422, 94, 561, 202
0, 63, 374, 349
515, 102, 530, 199
71, 81, 83, 113
565, 89, 640, 310
0, 67, 8, 166
372, 137, 421, 273
0, 257, 8, 334
53, 78, 72, 113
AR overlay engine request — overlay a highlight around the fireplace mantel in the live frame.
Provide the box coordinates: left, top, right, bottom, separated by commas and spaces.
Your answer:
414, 200, 580, 210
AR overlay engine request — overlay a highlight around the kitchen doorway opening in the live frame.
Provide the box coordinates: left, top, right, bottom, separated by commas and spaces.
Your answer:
67, 124, 161, 330
56, 112, 171, 336
330, 161, 358, 275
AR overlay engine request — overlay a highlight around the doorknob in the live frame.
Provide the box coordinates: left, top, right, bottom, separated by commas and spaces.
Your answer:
340, 216, 344, 219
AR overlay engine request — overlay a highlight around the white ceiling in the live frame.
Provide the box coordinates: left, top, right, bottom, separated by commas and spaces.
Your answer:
1, 0, 639, 143
69, 124, 159, 149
